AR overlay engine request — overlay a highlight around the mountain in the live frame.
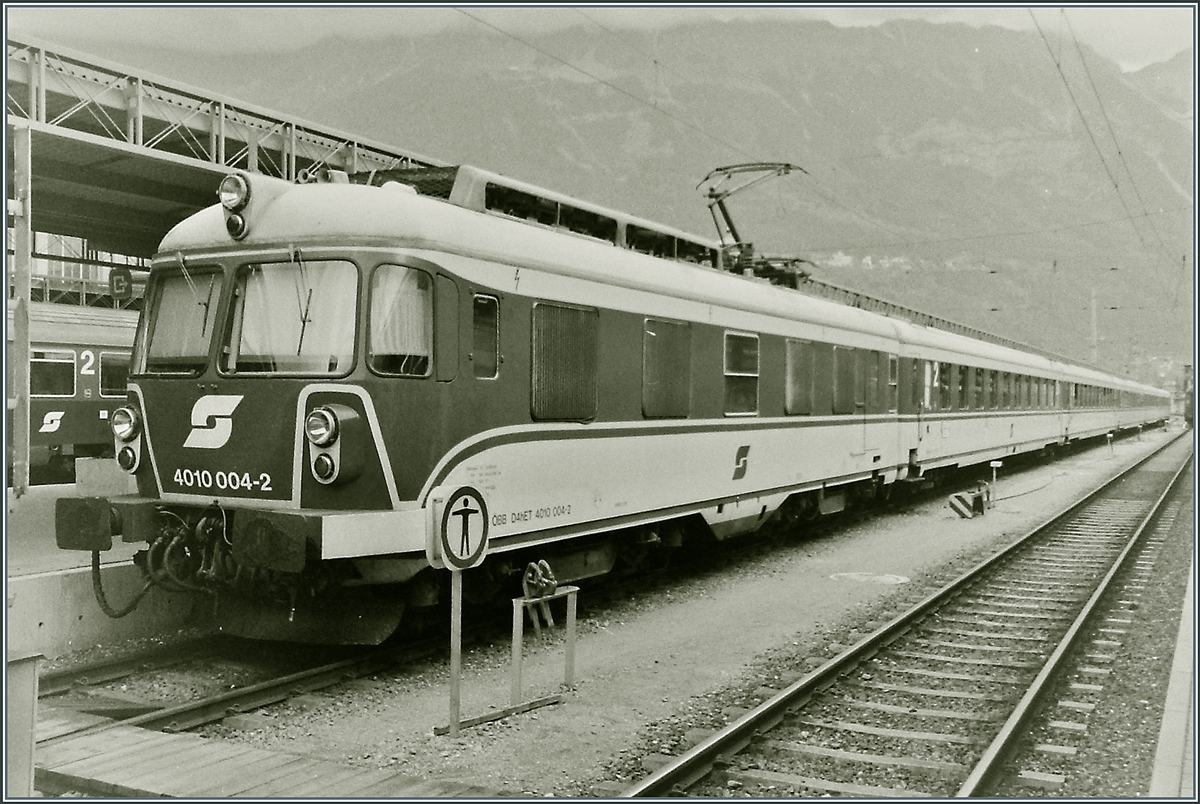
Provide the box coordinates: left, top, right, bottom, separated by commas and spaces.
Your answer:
13, 19, 1195, 380
1127, 47, 1194, 130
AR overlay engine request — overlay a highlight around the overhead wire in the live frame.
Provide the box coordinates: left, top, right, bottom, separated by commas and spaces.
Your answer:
1063, 13, 1174, 266
1028, 9, 1169, 298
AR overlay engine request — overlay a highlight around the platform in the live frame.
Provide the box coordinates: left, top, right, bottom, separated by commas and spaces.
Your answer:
35, 724, 500, 797
1150, 550, 1195, 797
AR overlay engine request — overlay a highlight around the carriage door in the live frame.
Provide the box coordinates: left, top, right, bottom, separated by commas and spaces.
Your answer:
902, 358, 924, 477
862, 351, 882, 457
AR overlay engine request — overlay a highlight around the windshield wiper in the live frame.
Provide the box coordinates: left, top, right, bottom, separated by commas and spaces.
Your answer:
291, 246, 313, 356
175, 251, 215, 336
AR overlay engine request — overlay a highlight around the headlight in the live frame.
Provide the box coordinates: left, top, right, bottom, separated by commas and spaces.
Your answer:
218, 174, 251, 211
111, 406, 141, 442
305, 407, 339, 446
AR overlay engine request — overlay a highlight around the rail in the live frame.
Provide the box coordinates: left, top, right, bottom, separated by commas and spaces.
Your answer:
620, 431, 1192, 796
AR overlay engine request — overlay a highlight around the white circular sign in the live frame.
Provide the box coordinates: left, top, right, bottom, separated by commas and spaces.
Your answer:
439, 486, 489, 570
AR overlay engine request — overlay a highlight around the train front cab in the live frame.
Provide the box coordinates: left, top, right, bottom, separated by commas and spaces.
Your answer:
53, 245, 463, 641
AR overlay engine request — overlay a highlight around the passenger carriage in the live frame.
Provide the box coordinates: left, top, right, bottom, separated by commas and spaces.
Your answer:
7, 301, 137, 477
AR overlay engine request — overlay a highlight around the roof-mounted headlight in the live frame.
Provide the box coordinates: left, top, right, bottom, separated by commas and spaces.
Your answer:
218, 174, 251, 211
305, 407, 339, 447
111, 406, 141, 442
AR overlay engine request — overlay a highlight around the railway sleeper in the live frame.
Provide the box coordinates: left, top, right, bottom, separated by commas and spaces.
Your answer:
763, 739, 967, 780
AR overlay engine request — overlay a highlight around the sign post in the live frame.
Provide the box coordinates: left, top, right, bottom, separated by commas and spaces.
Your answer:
989, 460, 1002, 508
449, 569, 463, 736
429, 486, 489, 737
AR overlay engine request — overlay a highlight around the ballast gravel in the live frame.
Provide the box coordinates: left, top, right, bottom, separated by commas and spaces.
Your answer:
54, 427, 1190, 797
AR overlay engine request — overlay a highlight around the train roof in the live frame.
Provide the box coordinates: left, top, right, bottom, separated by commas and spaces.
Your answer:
159, 171, 1167, 397
160, 175, 904, 345
6, 300, 139, 347
351, 164, 723, 259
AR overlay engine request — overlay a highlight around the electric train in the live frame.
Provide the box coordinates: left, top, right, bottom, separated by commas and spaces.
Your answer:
55, 165, 1171, 642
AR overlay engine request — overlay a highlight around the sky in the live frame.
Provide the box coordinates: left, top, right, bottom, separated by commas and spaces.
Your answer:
4, 4, 1196, 72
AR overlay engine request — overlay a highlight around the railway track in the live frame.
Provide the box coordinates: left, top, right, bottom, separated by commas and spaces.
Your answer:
621, 432, 1192, 797
35, 632, 455, 748
34, 431, 1032, 743
38, 636, 225, 698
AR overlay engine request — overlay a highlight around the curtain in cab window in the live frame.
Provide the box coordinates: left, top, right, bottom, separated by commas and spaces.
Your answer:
369, 265, 432, 376
231, 260, 356, 374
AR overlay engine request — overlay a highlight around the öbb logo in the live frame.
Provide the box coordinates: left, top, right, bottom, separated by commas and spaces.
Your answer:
183, 395, 244, 449
39, 411, 65, 433
732, 445, 750, 480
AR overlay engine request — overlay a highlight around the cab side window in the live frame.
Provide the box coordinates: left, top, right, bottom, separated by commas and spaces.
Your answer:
472, 295, 499, 379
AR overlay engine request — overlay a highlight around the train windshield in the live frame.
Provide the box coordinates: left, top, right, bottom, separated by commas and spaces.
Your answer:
222, 259, 357, 375
141, 270, 221, 375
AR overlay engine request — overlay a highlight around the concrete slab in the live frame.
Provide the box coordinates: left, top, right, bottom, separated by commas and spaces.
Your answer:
7, 477, 204, 659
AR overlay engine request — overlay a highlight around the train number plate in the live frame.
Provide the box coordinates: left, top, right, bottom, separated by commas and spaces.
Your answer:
172, 468, 274, 493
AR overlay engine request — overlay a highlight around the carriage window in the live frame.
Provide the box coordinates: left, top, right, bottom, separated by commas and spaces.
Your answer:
938, 362, 952, 410
366, 265, 431, 377
912, 359, 923, 410
558, 204, 618, 243
677, 239, 717, 267
30, 350, 75, 397
486, 184, 557, 225
833, 346, 858, 415
532, 303, 598, 421
724, 333, 759, 415
99, 353, 130, 397
472, 295, 499, 379
223, 259, 357, 375
786, 339, 814, 415
958, 366, 971, 410
643, 319, 691, 418
866, 351, 880, 412
627, 225, 675, 258
142, 270, 221, 375
887, 354, 899, 413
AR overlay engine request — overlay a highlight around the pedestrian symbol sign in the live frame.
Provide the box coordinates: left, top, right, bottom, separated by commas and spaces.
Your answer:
436, 486, 489, 570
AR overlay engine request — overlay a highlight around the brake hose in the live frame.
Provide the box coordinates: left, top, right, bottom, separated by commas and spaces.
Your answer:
91, 550, 153, 619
